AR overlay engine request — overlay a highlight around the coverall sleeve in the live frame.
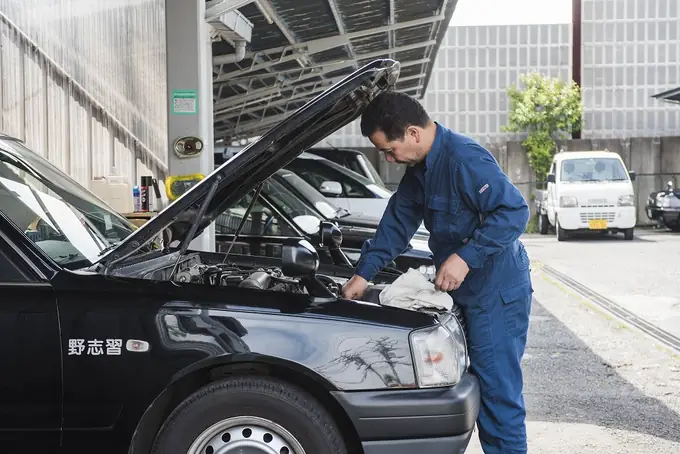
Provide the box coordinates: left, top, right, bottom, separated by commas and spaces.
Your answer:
455, 143, 530, 269
354, 168, 424, 282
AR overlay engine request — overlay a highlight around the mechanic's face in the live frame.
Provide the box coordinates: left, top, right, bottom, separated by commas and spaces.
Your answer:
369, 127, 424, 165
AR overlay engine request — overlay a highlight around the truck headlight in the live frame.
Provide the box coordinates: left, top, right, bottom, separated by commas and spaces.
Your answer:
560, 196, 578, 207
410, 324, 463, 387
618, 194, 634, 206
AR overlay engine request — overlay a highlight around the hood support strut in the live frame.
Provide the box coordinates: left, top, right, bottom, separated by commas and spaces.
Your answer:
169, 175, 223, 283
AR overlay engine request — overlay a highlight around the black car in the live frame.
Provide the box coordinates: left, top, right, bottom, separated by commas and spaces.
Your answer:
0, 59, 479, 454
307, 146, 387, 188
267, 168, 434, 270
645, 180, 680, 231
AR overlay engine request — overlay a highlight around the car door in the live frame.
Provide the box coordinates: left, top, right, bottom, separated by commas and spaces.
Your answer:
0, 226, 61, 447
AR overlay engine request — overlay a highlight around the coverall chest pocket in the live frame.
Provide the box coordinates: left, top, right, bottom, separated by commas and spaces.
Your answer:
428, 196, 461, 242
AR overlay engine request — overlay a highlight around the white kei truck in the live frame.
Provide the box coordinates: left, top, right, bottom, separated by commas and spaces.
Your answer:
535, 150, 637, 241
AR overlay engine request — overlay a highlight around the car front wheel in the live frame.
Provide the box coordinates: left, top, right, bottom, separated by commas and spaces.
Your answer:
151, 376, 347, 454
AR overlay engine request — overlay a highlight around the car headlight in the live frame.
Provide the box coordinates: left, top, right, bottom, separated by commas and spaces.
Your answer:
618, 194, 634, 206
410, 324, 464, 388
560, 196, 578, 207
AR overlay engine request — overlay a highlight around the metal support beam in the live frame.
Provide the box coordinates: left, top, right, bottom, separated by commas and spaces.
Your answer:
214, 14, 444, 66
214, 77, 342, 122
216, 39, 436, 80
326, 0, 357, 71
165, 0, 215, 251
388, 0, 395, 59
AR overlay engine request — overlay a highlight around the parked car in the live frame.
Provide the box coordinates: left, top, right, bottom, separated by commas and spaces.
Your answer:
535, 150, 637, 241
307, 146, 387, 188
285, 152, 393, 216
645, 180, 680, 231
212, 168, 433, 274
0, 60, 479, 453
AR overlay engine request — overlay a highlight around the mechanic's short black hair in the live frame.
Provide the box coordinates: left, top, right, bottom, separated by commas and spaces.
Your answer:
360, 90, 431, 141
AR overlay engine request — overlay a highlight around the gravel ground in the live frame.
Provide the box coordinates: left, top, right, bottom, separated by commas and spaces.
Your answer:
465, 263, 680, 453
520, 229, 680, 339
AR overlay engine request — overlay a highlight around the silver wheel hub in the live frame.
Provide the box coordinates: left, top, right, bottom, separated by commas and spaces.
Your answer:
187, 416, 306, 454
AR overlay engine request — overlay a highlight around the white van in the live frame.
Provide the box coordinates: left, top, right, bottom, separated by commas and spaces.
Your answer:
536, 150, 637, 241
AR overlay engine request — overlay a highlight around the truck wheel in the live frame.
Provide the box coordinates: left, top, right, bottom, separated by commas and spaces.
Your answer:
538, 213, 549, 234
151, 376, 346, 454
555, 216, 567, 242
624, 228, 634, 240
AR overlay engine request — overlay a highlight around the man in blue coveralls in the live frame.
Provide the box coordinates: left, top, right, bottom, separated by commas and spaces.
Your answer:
342, 91, 533, 454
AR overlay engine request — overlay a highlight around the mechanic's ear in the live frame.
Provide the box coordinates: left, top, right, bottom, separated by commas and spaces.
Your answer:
408, 126, 420, 143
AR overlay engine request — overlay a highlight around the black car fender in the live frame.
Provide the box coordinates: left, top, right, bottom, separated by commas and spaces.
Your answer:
127, 353, 353, 454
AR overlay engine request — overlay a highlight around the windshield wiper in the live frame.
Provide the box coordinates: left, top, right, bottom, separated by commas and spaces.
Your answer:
98, 241, 120, 256
334, 207, 351, 218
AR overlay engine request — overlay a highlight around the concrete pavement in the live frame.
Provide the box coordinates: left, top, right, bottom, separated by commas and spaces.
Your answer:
465, 261, 680, 453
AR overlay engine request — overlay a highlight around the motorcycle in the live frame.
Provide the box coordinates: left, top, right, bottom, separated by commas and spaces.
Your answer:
645, 180, 680, 231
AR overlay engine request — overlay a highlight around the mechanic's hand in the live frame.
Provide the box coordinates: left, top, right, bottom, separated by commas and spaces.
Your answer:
434, 253, 470, 292
342, 275, 369, 300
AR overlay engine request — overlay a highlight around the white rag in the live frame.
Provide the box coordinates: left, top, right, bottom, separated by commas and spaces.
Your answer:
378, 268, 453, 312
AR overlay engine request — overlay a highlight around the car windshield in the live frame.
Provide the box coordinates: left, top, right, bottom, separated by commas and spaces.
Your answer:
275, 170, 343, 219
560, 157, 629, 182
0, 140, 136, 269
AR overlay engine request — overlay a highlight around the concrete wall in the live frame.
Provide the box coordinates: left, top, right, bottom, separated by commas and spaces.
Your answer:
360, 136, 680, 226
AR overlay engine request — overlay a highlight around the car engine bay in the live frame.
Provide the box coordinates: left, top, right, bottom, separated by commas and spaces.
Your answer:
108, 250, 351, 298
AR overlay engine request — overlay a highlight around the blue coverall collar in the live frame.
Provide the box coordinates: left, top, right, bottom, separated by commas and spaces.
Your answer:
424, 122, 443, 170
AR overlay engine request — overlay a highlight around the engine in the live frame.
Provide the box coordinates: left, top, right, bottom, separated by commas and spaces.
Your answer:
173, 262, 308, 293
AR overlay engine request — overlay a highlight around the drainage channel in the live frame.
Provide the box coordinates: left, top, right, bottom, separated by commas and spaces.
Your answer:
541, 264, 680, 354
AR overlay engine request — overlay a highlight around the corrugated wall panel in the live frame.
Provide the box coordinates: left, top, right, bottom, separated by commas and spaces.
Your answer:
1, 24, 24, 140
0, 4, 167, 208
0, 0, 168, 169
68, 94, 92, 186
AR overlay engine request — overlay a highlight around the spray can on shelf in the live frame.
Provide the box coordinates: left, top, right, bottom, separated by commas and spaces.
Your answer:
140, 176, 152, 212
132, 185, 141, 212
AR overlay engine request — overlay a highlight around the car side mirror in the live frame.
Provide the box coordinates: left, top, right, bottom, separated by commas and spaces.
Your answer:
319, 221, 342, 249
547, 174, 556, 183
281, 239, 319, 277
319, 180, 342, 196
628, 171, 636, 181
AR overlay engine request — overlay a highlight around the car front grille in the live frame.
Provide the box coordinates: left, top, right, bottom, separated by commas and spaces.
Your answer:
580, 212, 616, 222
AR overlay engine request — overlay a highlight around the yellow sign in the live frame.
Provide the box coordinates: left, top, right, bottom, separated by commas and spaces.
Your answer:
588, 219, 608, 230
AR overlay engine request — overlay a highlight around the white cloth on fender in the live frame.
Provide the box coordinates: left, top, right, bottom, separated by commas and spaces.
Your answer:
379, 268, 453, 311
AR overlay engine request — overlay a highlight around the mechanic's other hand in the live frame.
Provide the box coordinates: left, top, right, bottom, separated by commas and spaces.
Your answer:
434, 253, 470, 292
342, 275, 368, 300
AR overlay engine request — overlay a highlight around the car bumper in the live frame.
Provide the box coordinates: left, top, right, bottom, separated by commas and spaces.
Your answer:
331, 371, 481, 454
558, 206, 636, 230
660, 208, 680, 226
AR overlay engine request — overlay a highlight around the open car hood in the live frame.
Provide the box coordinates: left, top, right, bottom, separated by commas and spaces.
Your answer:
95, 59, 400, 272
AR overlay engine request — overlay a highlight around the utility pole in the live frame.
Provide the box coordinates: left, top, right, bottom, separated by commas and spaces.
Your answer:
572, 0, 582, 139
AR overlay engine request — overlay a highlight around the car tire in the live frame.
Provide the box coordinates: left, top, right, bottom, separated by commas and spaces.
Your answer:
150, 376, 347, 454
624, 228, 634, 240
555, 216, 567, 241
538, 213, 549, 234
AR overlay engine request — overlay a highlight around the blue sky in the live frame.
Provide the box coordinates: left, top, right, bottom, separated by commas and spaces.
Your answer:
450, 0, 573, 26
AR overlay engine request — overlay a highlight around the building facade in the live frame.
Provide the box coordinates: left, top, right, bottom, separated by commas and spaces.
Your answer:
327, 0, 680, 147
580, 0, 680, 138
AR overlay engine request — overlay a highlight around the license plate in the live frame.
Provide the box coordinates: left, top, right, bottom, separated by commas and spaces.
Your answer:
588, 219, 608, 230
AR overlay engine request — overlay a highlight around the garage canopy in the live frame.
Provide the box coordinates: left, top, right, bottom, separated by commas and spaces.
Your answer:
209, 0, 458, 142
652, 86, 680, 104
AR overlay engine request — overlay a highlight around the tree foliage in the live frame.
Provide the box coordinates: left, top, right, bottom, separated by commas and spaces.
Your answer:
502, 72, 584, 182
